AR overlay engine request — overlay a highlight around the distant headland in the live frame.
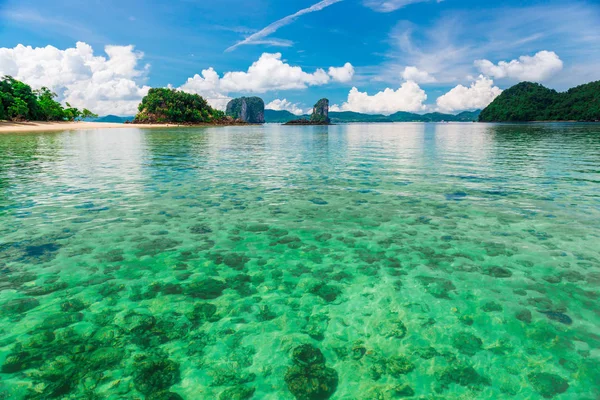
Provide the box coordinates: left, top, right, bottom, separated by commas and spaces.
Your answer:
479, 81, 600, 122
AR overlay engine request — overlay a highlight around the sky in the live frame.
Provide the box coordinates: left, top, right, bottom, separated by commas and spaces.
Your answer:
0, 0, 599, 116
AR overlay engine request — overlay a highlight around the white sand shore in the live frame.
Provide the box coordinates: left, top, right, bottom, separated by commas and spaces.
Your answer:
0, 121, 187, 133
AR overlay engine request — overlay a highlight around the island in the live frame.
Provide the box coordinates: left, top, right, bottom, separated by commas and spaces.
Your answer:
132, 88, 247, 125
479, 81, 600, 122
284, 98, 331, 125
225, 97, 265, 124
0, 76, 97, 122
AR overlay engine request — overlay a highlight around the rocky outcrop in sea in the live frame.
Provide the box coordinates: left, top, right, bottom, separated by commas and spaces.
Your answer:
226, 97, 265, 124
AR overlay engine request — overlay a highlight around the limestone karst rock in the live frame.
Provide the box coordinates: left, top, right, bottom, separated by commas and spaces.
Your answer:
226, 97, 265, 124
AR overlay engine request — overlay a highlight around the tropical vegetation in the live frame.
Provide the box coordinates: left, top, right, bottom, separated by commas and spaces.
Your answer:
134, 88, 225, 123
480, 81, 600, 122
0, 76, 97, 121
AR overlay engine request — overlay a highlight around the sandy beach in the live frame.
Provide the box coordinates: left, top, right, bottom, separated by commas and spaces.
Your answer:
0, 121, 188, 133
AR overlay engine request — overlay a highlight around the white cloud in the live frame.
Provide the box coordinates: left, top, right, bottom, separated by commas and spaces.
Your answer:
436, 75, 502, 113
328, 63, 355, 82
226, 0, 343, 52
402, 66, 436, 83
0, 42, 150, 116
265, 99, 305, 115
178, 68, 232, 111
180, 53, 350, 110
219, 53, 330, 92
475, 50, 563, 82
365, 0, 441, 12
331, 81, 427, 114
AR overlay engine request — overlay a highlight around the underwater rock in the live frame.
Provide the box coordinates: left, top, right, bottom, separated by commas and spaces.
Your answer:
2, 351, 41, 373
60, 298, 86, 312
246, 223, 269, 233
528, 372, 569, 398
292, 344, 326, 366
224, 253, 250, 270
90, 325, 125, 347
219, 386, 255, 400
256, 305, 277, 322
452, 332, 483, 356
37, 356, 78, 398
147, 392, 185, 400
416, 276, 456, 299
285, 364, 338, 400
24, 282, 68, 296
351, 343, 367, 360
186, 278, 227, 299
23, 331, 55, 349
122, 312, 156, 334
386, 356, 415, 376
539, 311, 573, 325
137, 238, 181, 256
86, 347, 124, 370
133, 357, 181, 395
481, 301, 503, 312
393, 383, 415, 397
285, 344, 338, 400
309, 283, 342, 303
438, 364, 490, 389
40, 313, 84, 330
190, 224, 212, 234
310, 198, 329, 205
485, 267, 513, 278
2, 297, 40, 314
417, 347, 440, 360
187, 303, 219, 326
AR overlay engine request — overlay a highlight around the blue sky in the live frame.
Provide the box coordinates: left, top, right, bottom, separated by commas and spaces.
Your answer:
1, 0, 599, 116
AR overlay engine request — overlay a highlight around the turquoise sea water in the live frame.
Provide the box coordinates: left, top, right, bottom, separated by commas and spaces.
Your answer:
0, 123, 599, 399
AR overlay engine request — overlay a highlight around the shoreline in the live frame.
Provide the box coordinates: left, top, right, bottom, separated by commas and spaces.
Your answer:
0, 121, 244, 133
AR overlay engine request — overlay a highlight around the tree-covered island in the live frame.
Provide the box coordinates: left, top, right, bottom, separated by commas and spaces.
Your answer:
133, 88, 255, 125
480, 81, 600, 122
0, 76, 97, 122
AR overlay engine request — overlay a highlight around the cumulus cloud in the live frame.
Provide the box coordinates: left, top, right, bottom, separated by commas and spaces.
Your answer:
328, 63, 355, 82
0, 42, 150, 115
364, 0, 442, 12
178, 68, 233, 111
180, 53, 351, 110
402, 66, 436, 83
331, 81, 427, 114
265, 99, 305, 115
475, 51, 563, 82
436, 75, 502, 113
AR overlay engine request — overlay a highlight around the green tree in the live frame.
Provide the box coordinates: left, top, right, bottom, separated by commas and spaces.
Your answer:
134, 88, 224, 123
36, 87, 65, 121
8, 98, 29, 120
80, 109, 99, 120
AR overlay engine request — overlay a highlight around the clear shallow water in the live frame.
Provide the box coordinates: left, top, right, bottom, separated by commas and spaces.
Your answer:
0, 123, 599, 399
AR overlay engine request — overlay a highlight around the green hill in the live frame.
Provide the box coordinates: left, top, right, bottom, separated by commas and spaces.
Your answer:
264, 109, 481, 124
479, 81, 600, 122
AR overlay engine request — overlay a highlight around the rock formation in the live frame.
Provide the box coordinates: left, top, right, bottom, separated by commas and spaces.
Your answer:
310, 98, 330, 124
226, 97, 265, 124
284, 98, 331, 125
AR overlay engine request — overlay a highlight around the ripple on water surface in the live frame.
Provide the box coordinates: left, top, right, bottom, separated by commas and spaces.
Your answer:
0, 123, 599, 399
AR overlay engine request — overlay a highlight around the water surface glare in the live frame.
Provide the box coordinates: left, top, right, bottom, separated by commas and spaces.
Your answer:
0, 123, 599, 399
